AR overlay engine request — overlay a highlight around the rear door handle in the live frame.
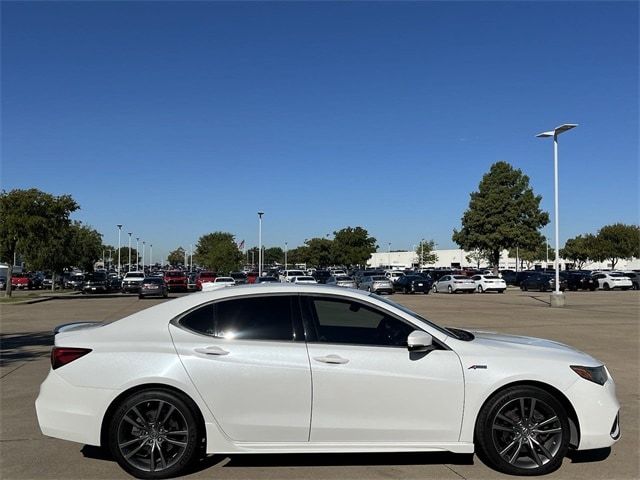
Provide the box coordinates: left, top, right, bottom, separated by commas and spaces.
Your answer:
314, 354, 349, 364
194, 346, 230, 356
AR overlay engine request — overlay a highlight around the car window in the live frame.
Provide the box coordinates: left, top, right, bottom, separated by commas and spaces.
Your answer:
471, 275, 480, 280
180, 296, 294, 341
307, 297, 415, 347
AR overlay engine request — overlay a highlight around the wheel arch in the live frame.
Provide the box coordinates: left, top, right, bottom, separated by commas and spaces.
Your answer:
99, 383, 207, 450
473, 380, 581, 448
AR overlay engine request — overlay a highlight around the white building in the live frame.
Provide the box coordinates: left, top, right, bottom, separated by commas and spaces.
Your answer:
367, 250, 640, 271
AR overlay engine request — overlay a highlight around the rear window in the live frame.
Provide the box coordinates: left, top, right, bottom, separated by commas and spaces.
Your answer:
144, 277, 163, 284
484, 275, 499, 279
180, 296, 294, 341
372, 276, 387, 281
297, 276, 315, 281
126, 273, 145, 278
453, 275, 468, 280
287, 271, 305, 276
609, 273, 624, 277
165, 272, 184, 277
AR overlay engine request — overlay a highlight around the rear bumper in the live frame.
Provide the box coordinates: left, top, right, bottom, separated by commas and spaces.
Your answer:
36, 369, 114, 446
121, 284, 141, 292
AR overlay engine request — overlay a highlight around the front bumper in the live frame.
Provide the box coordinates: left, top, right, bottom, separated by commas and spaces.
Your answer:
566, 374, 621, 450
121, 283, 142, 292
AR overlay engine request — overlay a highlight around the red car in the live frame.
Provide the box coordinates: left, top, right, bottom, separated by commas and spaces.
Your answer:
196, 271, 217, 290
11, 272, 32, 289
164, 270, 188, 292
246, 271, 259, 284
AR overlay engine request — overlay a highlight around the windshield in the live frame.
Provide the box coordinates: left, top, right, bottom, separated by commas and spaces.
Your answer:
484, 275, 499, 279
370, 293, 460, 340
453, 275, 468, 280
165, 272, 184, 277
372, 276, 388, 281
609, 273, 624, 277
297, 276, 315, 281
126, 272, 145, 278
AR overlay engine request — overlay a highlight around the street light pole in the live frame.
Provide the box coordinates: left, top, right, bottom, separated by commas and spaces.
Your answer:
128, 233, 132, 272
116, 225, 123, 277
142, 241, 146, 273
258, 211, 264, 277
136, 237, 140, 271
537, 124, 577, 307
421, 238, 424, 268
284, 242, 288, 270
388, 242, 391, 270
150, 244, 153, 270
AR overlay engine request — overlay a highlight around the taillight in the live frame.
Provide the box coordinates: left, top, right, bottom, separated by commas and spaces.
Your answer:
51, 347, 92, 369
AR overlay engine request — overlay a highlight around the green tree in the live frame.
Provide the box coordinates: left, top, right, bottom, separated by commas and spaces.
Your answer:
331, 227, 377, 267
0, 189, 79, 296
264, 247, 284, 266
195, 232, 243, 274
68, 222, 104, 273
465, 249, 490, 269
304, 238, 334, 267
111, 246, 140, 270
286, 246, 310, 266
168, 247, 186, 266
560, 235, 591, 270
415, 239, 438, 266
595, 223, 640, 269
452, 162, 549, 272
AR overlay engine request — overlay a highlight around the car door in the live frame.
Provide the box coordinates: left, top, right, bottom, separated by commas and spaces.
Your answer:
169, 294, 311, 442
302, 295, 464, 443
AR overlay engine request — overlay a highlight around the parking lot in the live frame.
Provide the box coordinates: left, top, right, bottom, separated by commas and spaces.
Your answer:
1, 289, 638, 480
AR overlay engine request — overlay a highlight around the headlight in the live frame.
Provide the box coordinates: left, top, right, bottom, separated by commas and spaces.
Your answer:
570, 365, 608, 385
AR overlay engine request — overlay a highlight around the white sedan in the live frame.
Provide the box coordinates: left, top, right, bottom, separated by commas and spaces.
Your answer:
591, 272, 633, 291
36, 284, 620, 478
433, 275, 476, 293
291, 276, 318, 284
471, 274, 507, 293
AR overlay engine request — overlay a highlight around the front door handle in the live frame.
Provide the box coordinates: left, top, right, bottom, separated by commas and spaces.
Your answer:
314, 354, 349, 364
194, 346, 230, 356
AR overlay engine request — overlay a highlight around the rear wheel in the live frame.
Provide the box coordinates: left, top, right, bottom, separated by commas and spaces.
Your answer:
109, 389, 201, 479
603, 283, 610, 291
477, 285, 484, 293
448, 285, 453, 294
475, 385, 570, 476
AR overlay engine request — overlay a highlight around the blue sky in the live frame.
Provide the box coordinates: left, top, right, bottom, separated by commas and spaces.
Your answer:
2, 1, 638, 261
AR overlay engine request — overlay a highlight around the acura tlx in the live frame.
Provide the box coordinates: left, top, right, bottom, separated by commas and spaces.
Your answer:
36, 284, 620, 479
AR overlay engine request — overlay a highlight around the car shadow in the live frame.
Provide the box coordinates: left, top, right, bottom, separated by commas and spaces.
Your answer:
0, 331, 53, 367
566, 447, 611, 463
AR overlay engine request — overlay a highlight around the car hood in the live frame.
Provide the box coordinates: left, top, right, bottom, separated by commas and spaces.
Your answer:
466, 329, 599, 364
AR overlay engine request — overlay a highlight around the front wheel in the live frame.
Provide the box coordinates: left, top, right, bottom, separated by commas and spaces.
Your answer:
477, 285, 484, 293
109, 389, 201, 479
433, 285, 438, 293
448, 285, 453, 294
475, 385, 570, 476
603, 283, 610, 291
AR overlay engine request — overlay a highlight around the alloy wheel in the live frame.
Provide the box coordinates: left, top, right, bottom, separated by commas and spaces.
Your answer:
117, 399, 190, 473
491, 397, 563, 470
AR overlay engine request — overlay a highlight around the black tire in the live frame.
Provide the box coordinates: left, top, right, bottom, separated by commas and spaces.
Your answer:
108, 389, 201, 479
477, 285, 484, 293
499, 289, 506, 294
163, 292, 168, 298
433, 285, 438, 293
448, 285, 453, 294
603, 283, 610, 291
475, 385, 570, 476
139, 295, 144, 299
621, 287, 629, 291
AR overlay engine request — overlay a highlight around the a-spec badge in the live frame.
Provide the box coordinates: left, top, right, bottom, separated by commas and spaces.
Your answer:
468, 365, 488, 370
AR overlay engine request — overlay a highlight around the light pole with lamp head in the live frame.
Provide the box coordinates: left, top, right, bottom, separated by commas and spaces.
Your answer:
284, 241, 288, 270
116, 225, 123, 277
142, 241, 146, 273
149, 244, 153, 270
136, 237, 140, 271
536, 123, 577, 307
258, 211, 264, 277
388, 242, 391, 270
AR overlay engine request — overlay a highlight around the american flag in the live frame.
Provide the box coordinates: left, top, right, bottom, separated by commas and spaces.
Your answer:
238, 240, 245, 250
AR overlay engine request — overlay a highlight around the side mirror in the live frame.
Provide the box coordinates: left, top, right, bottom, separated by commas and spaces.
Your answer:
407, 330, 434, 353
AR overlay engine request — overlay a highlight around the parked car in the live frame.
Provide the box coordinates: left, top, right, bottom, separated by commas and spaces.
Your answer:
64, 272, 85, 290
138, 277, 168, 299
256, 276, 279, 283
358, 275, 394, 294
197, 272, 217, 290
42, 274, 63, 290
326, 276, 357, 288
560, 271, 598, 291
0, 276, 6, 290
291, 276, 318, 284
385, 271, 405, 284
208, 277, 235, 287
520, 273, 567, 292
246, 272, 259, 284
230, 272, 248, 285
312, 270, 332, 284
499, 270, 517, 285
471, 274, 507, 293
591, 272, 632, 291
187, 272, 198, 291
280, 270, 306, 283
107, 273, 121, 291
121, 272, 146, 293
82, 272, 110, 294
37, 284, 620, 478
514, 271, 537, 287
393, 275, 432, 294
30, 272, 45, 289
164, 270, 188, 292
623, 272, 639, 290
433, 275, 476, 294
11, 272, 33, 290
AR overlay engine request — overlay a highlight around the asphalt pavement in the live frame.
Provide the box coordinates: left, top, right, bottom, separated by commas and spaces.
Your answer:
1, 289, 638, 479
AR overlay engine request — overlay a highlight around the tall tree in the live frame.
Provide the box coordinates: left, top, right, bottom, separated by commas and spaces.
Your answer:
332, 227, 377, 267
304, 238, 334, 267
264, 247, 284, 266
452, 162, 549, 271
465, 249, 490, 269
68, 222, 104, 272
194, 232, 243, 274
0, 189, 79, 296
415, 239, 438, 266
595, 223, 640, 269
111, 247, 140, 270
167, 247, 186, 267
560, 235, 592, 270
